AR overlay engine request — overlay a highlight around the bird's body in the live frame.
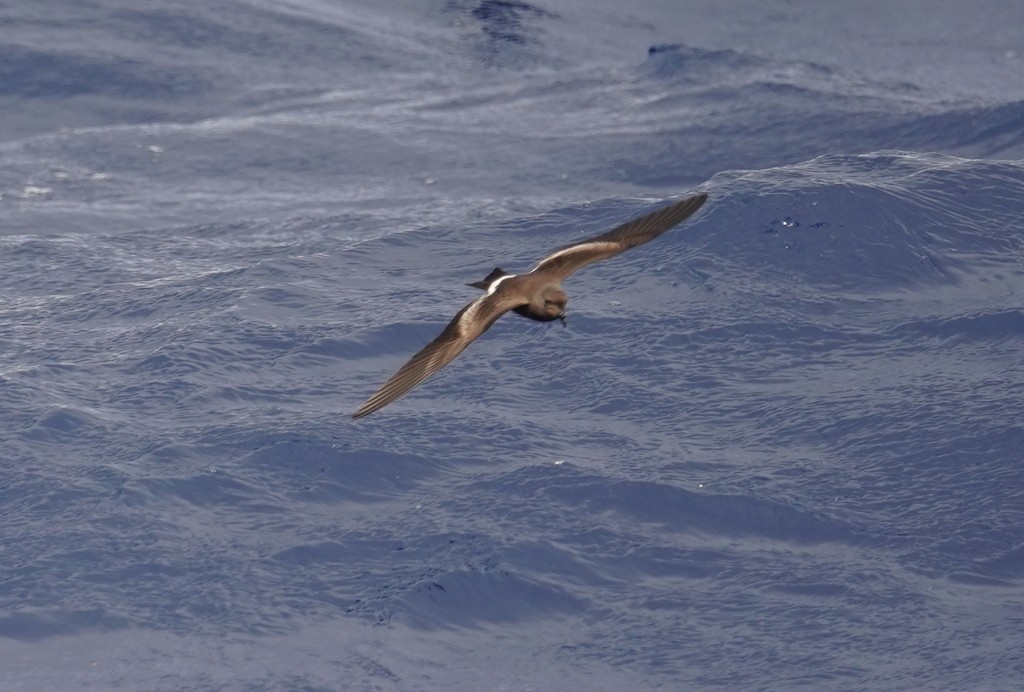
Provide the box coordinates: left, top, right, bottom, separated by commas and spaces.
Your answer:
353, 192, 708, 418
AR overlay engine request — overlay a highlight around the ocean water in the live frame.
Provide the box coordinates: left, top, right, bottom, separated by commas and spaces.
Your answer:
2, 1, 1023, 690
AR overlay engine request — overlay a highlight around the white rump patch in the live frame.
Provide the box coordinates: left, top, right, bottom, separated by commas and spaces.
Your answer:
486, 274, 516, 295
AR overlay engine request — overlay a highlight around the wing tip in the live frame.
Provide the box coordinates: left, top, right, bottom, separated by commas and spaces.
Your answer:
664, 191, 708, 224
678, 191, 708, 210
352, 394, 387, 419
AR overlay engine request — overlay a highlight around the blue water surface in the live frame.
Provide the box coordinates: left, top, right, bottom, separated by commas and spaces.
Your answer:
2, 1, 1023, 690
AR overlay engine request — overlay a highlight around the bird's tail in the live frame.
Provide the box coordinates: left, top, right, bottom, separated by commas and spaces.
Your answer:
467, 267, 511, 290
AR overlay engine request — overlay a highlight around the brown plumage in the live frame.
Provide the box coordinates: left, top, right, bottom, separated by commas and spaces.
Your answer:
353, 192, 708, 418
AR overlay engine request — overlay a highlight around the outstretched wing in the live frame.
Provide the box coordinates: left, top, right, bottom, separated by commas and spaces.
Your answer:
531, 192, 707, 280
353, 289, 526, 418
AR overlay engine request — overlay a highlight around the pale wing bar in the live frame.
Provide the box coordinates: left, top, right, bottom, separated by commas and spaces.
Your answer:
352, 292, 523, 418
534, 192, 707, 279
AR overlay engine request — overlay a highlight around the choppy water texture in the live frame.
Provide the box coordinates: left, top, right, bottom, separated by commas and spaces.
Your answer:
2, 1, 1024, 690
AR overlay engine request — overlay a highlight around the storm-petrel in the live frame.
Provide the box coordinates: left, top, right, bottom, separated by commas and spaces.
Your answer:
353, 192, 708, 418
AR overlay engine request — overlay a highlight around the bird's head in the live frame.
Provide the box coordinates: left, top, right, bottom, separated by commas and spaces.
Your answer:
541, 286, 568, 321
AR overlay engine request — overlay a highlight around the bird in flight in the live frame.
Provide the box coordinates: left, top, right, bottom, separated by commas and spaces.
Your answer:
353, 192, 708, 418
